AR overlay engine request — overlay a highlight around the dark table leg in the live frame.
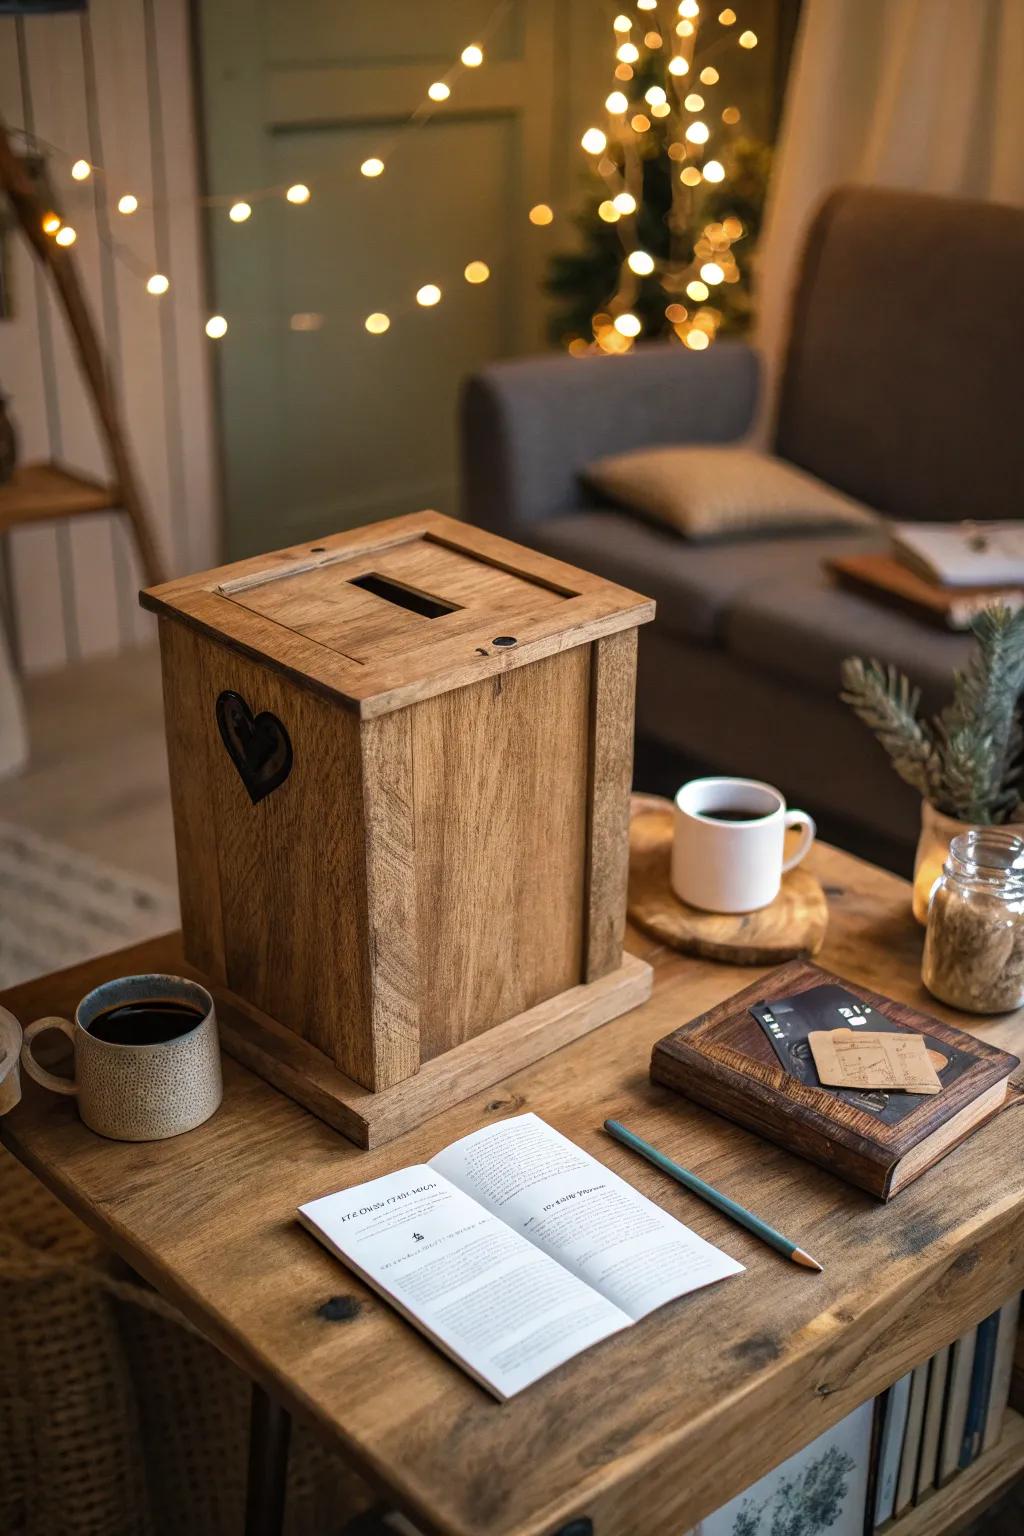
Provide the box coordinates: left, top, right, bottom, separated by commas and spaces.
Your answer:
244, 1382, 292, 1536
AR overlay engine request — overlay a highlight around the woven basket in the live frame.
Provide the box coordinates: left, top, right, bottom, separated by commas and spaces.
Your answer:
0, 1147, 373, 1535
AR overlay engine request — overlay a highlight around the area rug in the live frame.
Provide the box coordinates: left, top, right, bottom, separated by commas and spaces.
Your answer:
0, 821, 179, 990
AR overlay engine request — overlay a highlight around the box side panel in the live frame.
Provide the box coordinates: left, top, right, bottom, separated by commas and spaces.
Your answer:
413, 647, 590, 1058
163, 627, 375, 1085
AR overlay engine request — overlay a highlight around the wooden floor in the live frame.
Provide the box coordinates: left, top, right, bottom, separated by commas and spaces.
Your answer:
0, 645, 176, 887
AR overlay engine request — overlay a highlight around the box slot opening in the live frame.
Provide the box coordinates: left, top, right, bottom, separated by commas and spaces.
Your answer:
349, 572, 460, 620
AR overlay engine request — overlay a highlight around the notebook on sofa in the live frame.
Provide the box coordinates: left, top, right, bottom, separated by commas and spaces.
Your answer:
650, 961, 1019, 1200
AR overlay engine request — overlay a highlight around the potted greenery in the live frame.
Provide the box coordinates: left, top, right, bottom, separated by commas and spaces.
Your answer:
841, 606, 1024, 922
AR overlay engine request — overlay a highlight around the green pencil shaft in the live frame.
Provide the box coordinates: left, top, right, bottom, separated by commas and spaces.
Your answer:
604, 1118, 811, 1264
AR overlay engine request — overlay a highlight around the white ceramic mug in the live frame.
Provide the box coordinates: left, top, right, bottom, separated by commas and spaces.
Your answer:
671, 776, 816, 914
19, 973, 222, 1141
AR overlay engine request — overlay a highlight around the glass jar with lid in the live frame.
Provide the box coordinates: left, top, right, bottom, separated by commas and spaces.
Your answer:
922, 828, 1024, 1013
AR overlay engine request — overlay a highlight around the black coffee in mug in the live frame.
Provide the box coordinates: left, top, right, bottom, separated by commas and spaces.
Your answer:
696, 805, 769, 823
86, 999, 206, 1046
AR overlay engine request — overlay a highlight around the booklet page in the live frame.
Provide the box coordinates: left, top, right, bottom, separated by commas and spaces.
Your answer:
299, 1164, 629, 1399
430, 1114, 743, 1320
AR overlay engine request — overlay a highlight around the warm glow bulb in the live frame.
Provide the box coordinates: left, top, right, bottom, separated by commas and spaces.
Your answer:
614, 312, 642, 337
684, 93, 704, 111
680, 166, 703, 186
117, 194, 138, 215
638, 0, 657, 8
416, 283, 441, 306
528, 203, 554, 225
365, 312, 390, 334
700, 66, 720, 84
598, 201, 620, 223
613, 12, 632, 29
428, 81, 450, 101
286, 183, 310, 204
644, 30, 663, 47
739, 29, 758, 47
229, 201, 252, 222
666, 303, 688, 323
677, 18, 695, 35
361, 157, 385, 177
580, 127, 607, 154
685, 328, 710, 350
71, 159, 91, 181
651, 102, 671, 118
630, 114, 651, 133
616, 42, 640, 63
685, 121, 710, 144
460, 43, 484, 66
610, 193, 634, 216
41, 212, 61, 234
686, 280, 710, 301
667, 55, 689, 75
464, 260, 490, 284
679, 0, 700, 15
205, 315, 228, 339
722, 106, 741, 125
605, 91, 629, 113
719, 7, 737, 22
627, 250, 655, 276
702, 159, 725, 182
700, 261, 724, 284
644, 85, 667, 107
55, 225, 77, 246
146, 273, 169, 294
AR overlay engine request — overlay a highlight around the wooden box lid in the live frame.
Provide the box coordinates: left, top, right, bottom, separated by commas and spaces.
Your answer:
141, 510, 654, 718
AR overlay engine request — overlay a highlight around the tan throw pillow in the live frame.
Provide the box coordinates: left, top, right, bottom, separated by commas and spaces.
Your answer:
583, 445, 878, 540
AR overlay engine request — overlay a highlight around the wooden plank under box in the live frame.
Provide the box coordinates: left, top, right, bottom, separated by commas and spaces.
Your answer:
141, 510, 655, 1145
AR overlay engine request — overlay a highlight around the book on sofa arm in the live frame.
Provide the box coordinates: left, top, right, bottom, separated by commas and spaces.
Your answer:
298, 1113, 743, 1400
650, 961, 1019, 1200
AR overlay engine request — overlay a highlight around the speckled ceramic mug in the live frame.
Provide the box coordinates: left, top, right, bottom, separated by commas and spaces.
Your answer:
19, 974, 222, 1141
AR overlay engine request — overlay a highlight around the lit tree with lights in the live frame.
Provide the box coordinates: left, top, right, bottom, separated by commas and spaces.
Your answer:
546, 2, 771, 356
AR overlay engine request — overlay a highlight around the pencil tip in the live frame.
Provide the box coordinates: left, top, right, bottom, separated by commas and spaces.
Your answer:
792, 1249, 823, 1271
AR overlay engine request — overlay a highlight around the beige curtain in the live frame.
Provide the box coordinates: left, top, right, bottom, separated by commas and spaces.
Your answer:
756, 0, 1024, 381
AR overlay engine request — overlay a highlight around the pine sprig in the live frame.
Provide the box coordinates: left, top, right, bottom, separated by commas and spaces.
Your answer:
839, 658, 943, 802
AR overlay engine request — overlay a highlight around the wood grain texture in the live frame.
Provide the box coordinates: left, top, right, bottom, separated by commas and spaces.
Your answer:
584, 630, 637, 981
651, 959, 1022, 1199
628, 794, 828, 964
413, 647, 590, 1058
140, 510, 654, 719
3, 844, 1024, 1536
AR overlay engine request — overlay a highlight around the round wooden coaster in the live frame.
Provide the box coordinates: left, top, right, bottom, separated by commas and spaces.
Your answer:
628, 794, 828, 964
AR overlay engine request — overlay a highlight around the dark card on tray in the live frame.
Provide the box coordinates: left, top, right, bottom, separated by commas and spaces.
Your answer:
749, 983, 974, 1126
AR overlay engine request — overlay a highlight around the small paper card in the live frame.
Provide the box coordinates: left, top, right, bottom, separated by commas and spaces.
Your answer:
808, 1030, 943, 1094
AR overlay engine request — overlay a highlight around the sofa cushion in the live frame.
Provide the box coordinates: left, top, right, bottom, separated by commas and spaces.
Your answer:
531, 510, 886, 646
582, 445, 877, 540
725, 574, 972, 710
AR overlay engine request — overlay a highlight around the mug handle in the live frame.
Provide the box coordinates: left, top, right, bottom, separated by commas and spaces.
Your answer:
782, 810, 816, 873
20, 1017, 78, 1096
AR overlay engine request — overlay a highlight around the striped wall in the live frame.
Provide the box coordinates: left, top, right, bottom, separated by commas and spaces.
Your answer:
0, 0, 218, 675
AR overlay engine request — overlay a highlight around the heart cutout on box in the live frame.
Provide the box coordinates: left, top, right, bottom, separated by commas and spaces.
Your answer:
215, 691, 293, 805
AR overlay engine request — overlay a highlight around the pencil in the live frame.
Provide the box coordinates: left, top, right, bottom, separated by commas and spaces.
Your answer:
604, 1118, 823, 1272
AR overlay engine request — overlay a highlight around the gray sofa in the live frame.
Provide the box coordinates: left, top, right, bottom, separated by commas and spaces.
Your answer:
460, 186, 1024, 865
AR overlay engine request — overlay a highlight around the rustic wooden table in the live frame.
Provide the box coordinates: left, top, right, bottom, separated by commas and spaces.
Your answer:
3, 843, 1024, 1536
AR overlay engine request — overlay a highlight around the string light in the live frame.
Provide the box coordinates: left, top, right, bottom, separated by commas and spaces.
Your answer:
722, 105, 741, 124
680, 166, 702, 185
415, 283, 441, 306
41, 212, 61, 234
679, 0, 700, 15
613, 192, 637, 214
631, 114, 651, 133
614, 313, 641, 337
117, 194, 138, 215
598, 201, 620, 223
645, 85, 667, 107
644, 31, 662, 47
651, 102, 671, 118
529, 203, 554, 225
700, 66, 720, 84
637, 0, 657, 8
290, 312, 324, 331
700, 262, 725, 284
686, 279, 709, 301
229, 201, 251, 222
461, 43, 484, 66
627, 250, 654, 276
55, 226, 76, 246
605, 91, 629, 113
719, 7, 736, 22
428, 81, 450, 102
616, 42, 639, 63
739, 29, 758, 47
684, 93, 705, 110
146, 273, 169, 294
685, 121, 710, 144
361, 157, 385, 178
612, 13, 632, 29
286, 183, 311, 204
205, 315, 228, 338
364, 312, 390, 334
723, 216, 744, 239
685, 329, 710, 350
614, 63, 634, 81
666, 303, 687, 322
677, 18, 695, 35
70, 159, 91, 181
581, 127, 607, 154
702, 159, 725, 182
464, 260, 490, 283
668, 56, 689, 75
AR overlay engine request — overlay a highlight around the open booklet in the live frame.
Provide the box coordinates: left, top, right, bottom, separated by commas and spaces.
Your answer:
299, 1112, 743, 1400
